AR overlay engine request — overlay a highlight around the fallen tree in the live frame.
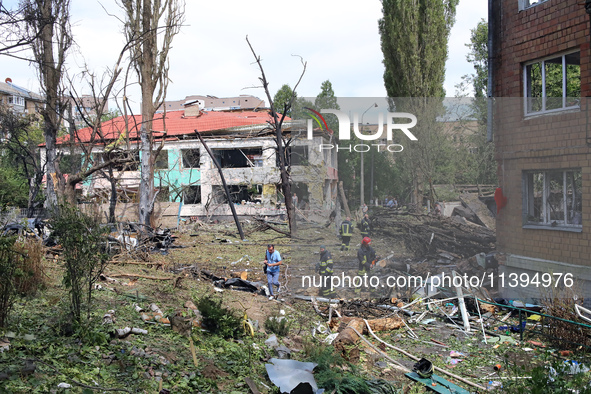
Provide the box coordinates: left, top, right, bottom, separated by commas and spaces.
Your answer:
371, 207, 495, 259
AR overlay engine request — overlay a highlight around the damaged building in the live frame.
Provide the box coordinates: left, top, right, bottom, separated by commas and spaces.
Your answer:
491, 1, 591, 302
44, 104, 338, 225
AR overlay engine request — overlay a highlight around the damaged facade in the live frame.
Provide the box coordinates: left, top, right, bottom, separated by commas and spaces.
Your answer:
45, 105, 338, 223
491, 1, 591, 301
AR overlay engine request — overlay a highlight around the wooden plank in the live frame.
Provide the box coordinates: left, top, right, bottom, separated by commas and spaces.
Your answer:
244, 377, 261, 394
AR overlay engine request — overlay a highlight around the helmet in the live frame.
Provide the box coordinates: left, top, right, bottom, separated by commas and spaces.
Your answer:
362, 237, 371, 245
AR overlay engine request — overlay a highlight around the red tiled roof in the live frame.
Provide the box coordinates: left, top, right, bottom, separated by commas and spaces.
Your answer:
57, 110, 283, 145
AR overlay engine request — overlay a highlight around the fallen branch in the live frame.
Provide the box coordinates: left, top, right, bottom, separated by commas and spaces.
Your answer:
111, 260, 163, 266
189, 337, 198, 367
333, 317, 404, 354
107, 273, 173, 281
347, 326, 410, 373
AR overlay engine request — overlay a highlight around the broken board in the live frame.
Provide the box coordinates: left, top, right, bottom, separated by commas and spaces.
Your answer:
459, 193, 495, 231
405, 372, 472, 394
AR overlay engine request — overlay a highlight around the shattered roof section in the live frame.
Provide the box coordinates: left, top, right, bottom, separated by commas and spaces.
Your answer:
56, 110, 292, 145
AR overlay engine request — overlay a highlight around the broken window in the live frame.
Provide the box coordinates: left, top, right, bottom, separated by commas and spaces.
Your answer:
212, 184, 262, 204
288, 145, 309, 166
184, 185, 201, 204
181, 149, 200, 168
524, 169, 582, 228
154, 150, 169, 170
525, 52, 580, 115
95, 151, 139, 171
212, 148, 262, 168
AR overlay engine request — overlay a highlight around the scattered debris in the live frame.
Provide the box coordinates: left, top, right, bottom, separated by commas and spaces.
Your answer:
265, 358, 323, 394
372, 208, 495, 259
115, 327, 148, 338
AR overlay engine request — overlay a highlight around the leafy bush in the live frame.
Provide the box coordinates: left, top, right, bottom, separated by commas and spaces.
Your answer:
303, 341, 369, 394
0, 236, 46, 327
50, 204, 109, 325
264, 314, 291, 337
196, 296, 241, 338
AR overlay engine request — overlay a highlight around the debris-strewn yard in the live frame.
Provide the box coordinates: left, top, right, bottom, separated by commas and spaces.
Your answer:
1, 216, 591, 393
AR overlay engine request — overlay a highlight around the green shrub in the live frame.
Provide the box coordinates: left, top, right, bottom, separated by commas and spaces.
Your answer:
303, 341, 369, 394
196, 296, 241, 338
264, 314, 291, 337
50, 203, 109, 325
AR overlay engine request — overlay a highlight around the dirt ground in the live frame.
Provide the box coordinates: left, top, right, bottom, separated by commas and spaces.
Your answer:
4, 217, 589, 393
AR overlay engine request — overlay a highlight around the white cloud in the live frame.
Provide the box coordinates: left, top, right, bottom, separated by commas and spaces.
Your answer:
0, 0, 487, 110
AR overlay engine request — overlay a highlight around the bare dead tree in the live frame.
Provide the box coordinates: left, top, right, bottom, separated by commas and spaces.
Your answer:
0, 2, 47, 56
246, 36, 306, 236
23, 0, 72, 214
120, 0, 185, 226
60, 41, 136, 210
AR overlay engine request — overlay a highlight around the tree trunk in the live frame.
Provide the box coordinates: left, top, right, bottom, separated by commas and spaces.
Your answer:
338, 181, 351, 218
108, 167, 117, 223
138, 124, 154, 226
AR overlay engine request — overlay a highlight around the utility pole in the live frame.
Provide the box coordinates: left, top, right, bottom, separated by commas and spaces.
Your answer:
360, 103, 377, 208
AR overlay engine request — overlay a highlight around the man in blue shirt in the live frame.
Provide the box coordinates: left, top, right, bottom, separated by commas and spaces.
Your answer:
264, 244, 282, 300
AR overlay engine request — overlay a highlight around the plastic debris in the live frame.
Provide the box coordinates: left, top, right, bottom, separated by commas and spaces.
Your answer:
115, 327, 148, 338
265, 358, 323, 394
0, 340, 9, 353
275, 345, 292, 359
323, 333, 338, 345
265, 334, 279, 348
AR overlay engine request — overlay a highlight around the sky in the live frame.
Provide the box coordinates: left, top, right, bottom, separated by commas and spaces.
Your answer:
1, 0, 488, 112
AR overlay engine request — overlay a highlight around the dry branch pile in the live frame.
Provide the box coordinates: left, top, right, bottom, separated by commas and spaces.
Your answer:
372, 208, 495, 259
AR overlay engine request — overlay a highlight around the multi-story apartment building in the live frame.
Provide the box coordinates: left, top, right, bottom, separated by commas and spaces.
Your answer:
492, 0, 591, 301
0, 79, 44, 114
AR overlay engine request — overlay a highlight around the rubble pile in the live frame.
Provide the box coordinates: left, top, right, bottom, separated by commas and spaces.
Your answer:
372, 208, 495, 259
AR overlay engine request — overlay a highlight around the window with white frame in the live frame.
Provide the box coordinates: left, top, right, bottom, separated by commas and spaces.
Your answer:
523, 169, 582, 228
8, 96, 24, 106
518, 0, 549, 11
524, 52, 580, 115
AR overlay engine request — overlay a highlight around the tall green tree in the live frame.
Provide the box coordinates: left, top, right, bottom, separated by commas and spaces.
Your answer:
0, 106, 45, 212
273, 84, 295, 116
379, 0, 458, 98
465, 19, 488, 98
314, 80, 338, 112
462, 19, 496, 185
379, 0, 459, 206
